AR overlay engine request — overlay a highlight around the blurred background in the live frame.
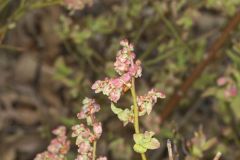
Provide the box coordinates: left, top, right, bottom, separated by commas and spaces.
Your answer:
0, 0, 240, 160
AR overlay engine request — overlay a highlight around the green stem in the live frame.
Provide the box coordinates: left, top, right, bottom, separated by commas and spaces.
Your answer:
130, 78, 140, 133
130, 78, 147, 160
92, 141, 97, 160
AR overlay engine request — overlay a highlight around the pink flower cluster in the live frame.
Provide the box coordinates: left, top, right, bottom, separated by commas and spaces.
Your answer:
92, 40, 142, 103
137, 89, 166, 115
34, 126, 70, 160
72, 98, 106, 160
217, 76, 238, 98
77, 98, 100, 121
63, 0, 93, 10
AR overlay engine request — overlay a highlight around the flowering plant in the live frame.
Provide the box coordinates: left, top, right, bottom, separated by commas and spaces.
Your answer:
34, 98, 106, 160
34, 126, 70, 160
72, 97, 106, 160
34, 39, 165, 160
92, 39, 165, 160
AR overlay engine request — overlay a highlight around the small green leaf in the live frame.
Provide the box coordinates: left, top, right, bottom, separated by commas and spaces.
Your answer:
111, 103, 123, 114
202, 87, 218, 97
54, 57, 72, 78
192, 146, 203, 157
118, 109, 130, 122
145, 102, 153, 115
143, 131, 155, 139
145, 138, 160, 149
133, 144, 147, 153
133, 133, 144, 144
111, 103, 133, 125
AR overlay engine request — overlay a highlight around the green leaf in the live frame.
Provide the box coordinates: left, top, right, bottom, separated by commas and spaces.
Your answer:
145, 102, 153, 115
71, 29, 91, 44
111, 103, 123, 114
118, 109, 130, 122
202, 87, 218, 97
133, 144, 147, 153
192, 146, 203, 158
111, 103, 133, 125
143, 131, 154, 140
134, 132, 160, 149
145, 138, 160, 149
177, 16, 193, 29
133, 133, 144, 144
54, 57, 72, 78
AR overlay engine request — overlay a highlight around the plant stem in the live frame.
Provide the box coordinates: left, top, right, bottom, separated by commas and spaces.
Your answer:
130, 78, 140, 133
141, 153, 147, 160
130, 78, 147, 160
92, 141, 97, 160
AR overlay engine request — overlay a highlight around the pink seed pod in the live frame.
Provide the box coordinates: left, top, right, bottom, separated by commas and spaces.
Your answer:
224, 85, 238, 98
217, 76, 228, 86
93, 122, 103, 138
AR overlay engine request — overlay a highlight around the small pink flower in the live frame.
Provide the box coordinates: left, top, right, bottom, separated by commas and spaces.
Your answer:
52, 126, 66, 137
128, 60, 142, 78
121, 73, 131, 82
78, 141, 92, 153
114, 53, 131, 74
92, 77, 124, 103
93, 122, 103, 138
48, 139, 62, 154
34, 126, 70, 160
92, 39, 143, 103
91, 80, 104, 93
217, 76, 228, 86
75, 155, 84, 160
111, 78, 124, 88
109, 88, 122, 103
35, 152, 63, 160
114, 40, 137, 75
224, 85, 238, 98
137, 89, 166, 115
77, 98, 100, 120
72, 124, 92, 139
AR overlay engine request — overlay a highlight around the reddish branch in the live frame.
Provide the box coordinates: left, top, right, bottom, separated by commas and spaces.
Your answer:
160, 10, 240, 122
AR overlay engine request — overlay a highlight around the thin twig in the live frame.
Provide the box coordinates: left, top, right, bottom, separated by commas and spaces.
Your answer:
160, 10, 240, 121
